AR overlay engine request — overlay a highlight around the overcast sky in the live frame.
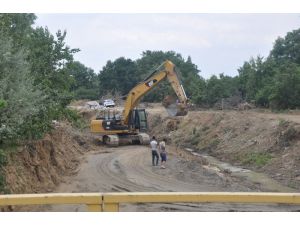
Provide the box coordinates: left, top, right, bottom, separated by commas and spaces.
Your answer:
35, 14, 300, 78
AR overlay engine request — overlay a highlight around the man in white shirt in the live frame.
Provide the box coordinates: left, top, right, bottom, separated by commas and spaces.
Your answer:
150, 136, 159, 166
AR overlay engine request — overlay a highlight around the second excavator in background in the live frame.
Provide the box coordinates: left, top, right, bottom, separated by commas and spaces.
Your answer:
90, 60, 188, 146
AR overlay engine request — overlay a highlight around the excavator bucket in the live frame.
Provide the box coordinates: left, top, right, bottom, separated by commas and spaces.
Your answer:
165, 103, 188, 116
162, 95, 188, 117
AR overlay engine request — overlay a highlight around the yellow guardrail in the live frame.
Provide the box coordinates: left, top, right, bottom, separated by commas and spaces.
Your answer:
1, 192, 300, 211
102, 192, 300, 211
0, 193, 103, 212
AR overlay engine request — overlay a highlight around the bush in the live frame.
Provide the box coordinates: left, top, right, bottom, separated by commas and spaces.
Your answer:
241, 152, 272, 167
0, 99, 7, 109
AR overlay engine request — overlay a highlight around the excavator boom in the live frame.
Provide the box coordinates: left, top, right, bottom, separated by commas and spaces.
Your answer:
123, 60, 188, 124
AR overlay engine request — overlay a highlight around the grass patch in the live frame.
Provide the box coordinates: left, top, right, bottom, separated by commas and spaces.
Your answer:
241, 152, 272, 167
196, 138, 220, 153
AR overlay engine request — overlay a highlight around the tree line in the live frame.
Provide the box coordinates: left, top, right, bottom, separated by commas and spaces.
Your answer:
97, 29, 300, 110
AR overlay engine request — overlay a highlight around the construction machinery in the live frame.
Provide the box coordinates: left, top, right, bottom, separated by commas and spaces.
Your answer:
90, 60, 188, 146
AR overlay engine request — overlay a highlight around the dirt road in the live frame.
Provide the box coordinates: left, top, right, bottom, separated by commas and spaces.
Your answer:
32, 145, 300, 212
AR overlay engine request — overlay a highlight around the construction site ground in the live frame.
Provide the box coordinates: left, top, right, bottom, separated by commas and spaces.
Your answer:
3, 102, 300, 212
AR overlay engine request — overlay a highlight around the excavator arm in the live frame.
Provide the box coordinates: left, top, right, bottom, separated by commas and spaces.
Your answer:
123, 60, 188, 124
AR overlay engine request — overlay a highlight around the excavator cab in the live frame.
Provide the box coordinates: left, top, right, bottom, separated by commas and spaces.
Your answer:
128, 109, 148, 132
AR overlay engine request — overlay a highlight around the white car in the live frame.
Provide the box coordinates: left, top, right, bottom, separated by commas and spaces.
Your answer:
85, 101, 104, 110
103, 99, 115, 108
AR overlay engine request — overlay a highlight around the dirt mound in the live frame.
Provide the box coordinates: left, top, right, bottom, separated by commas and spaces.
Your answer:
79, 109, 97, 120
148, 109, 300, 189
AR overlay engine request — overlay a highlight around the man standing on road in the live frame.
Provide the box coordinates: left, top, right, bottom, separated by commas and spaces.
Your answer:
159, 138, 167, 169
150, 136, 159, 166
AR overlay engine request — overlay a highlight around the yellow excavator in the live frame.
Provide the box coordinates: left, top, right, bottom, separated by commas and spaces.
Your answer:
90, 60, 188, 146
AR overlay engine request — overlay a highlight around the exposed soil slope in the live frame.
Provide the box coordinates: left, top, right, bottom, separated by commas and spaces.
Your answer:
2, 123, 100, 195
148, 109, 300, 190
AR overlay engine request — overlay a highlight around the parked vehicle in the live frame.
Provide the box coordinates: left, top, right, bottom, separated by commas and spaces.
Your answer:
103, 99, 115, 108
85, 101, 104, 110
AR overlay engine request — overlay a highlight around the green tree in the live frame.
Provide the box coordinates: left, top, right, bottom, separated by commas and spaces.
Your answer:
236, 27, 300, 110
28, 27, 79, 98
270, 28, 300, 65
0, 13, 36, 48
237, 56, 266, 101
203, 74, 238, 106
0, 36, 44, 142
66, 61, 99, 99
268, 63, 300, 109
98, 57, 139, 96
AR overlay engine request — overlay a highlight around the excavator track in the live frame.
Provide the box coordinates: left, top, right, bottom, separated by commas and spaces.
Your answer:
138, 133, 150, 145
103, 135, 119, 147
103, 133, 150, 146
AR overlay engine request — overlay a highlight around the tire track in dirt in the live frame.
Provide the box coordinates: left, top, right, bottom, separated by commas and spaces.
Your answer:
29, 145, 300, 212
118, 146, 224, 192
94, 150, 156, 192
